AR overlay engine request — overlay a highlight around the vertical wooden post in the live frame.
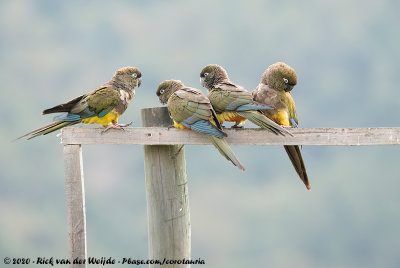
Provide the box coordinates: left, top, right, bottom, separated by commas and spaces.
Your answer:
63, 144, 87, 268
141, 107, 191, 267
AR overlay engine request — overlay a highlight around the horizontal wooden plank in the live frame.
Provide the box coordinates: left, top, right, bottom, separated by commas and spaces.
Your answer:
61, 127, 400, 146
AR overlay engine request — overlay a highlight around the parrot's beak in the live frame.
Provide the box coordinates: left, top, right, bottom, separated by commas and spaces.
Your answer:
284, 85, 294, 92
138, 78, 142, 87
200, 77, 206, 89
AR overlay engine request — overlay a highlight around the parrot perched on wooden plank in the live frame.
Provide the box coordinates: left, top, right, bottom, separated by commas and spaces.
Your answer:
156, 79, 245, 171
252, 62, 310, 190
16, 66, 141, 140
199, 64, 291, 136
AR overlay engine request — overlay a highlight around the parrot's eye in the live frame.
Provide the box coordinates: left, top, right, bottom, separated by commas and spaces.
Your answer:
203, 72, 209, 77
159, 89, 165, 94
283, 78, 288, 84
132, 73, 137, 78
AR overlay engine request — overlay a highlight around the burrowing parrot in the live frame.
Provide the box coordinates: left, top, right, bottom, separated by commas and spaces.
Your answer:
200, 64, 291, 136
16, 66, 141, 140
252, 62, 310, 190
156, 79, 245, 171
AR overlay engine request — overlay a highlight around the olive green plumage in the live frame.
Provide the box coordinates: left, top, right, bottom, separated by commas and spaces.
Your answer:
202, 81, 255, 114
16, 66, 142, 140
200, 64, 291, 135
200, 64, 230, 90
200, 64, 253, 113
156, 80, 245, 171
253, 62, 310, 190
259, 62, 297, 93
43, 67, 141, 116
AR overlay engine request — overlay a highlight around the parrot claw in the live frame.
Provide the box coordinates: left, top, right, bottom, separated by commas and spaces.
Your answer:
117, 122, 133, 127
231, 124, 243, 129
101, 122, 133, 134
167, 125, 175, 129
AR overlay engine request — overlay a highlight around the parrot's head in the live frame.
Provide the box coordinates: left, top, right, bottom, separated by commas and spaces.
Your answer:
115, 66, 142, 88
156, 80, 185, 104
261, 62, 297, 92
200, 64, 229, 90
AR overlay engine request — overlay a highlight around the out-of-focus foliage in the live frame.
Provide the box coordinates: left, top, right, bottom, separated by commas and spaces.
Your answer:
1, 1, 399, 267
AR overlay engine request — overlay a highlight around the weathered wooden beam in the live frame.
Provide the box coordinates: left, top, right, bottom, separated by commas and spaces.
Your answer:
61, 126, 400, 146
63, 144, 87, 268
141, 107, 191, 268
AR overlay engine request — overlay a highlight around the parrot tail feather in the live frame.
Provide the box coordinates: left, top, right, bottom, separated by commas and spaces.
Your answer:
208, 136, 245, 171
284, 145, 311, 190
238, 111, 293, 136
14, 121, 80, 141
42, 95, 85, 114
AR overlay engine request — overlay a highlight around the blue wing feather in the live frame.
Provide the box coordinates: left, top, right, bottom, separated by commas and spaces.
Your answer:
182, 120, 225, 138
235, 103, 273, 111
52, 106, 114, 122
98, 106, 114, 118
53, 113, 83, 122
181, 113, 200, 125
225, 102, 240, 111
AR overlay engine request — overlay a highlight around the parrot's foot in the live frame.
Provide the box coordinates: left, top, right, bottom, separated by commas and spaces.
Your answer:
101, 122, 133, 134
231, 124, 243, 129
167, 125, 175, 129
117, 122, 133, 127
282, 125, 293, 128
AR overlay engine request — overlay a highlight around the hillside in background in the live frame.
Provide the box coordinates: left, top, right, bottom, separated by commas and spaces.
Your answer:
1, 1, 400, 267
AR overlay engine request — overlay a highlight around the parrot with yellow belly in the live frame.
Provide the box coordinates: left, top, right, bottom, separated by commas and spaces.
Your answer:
199, 64, 290, 136
16, 66, 141, 140
156, 79, 245, 171
252, 62, 310, 190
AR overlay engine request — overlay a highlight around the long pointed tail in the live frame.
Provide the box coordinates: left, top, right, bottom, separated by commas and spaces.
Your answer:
238, 111, 292, 136
14, 120, 80, 141
207, 135, 245, 171
284, 145, 311, 190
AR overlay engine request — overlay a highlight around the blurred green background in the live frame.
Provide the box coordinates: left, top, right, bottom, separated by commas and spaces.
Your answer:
1, 0, 400, 267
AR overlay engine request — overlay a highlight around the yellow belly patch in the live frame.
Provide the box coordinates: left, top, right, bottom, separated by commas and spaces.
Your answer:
267, 110, 290, 126
81, 110, 120, 127
217, 111, 247, 125
174, 121, 190, 130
